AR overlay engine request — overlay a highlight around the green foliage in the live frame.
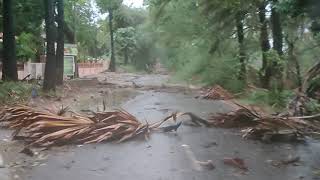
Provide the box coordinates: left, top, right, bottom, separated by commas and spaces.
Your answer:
65, 0, 106, 59
114, 5, 147, 28
16, 32, 39, 61
146, 0, 247, 92
305, 98, 320, 114
96, 0, 123, 12
131, 26, 158, 70
96, 19, 111, 57
265, 49, 283, 67
276, 0, 305, 16
0, 0, 45, 63
0, 82, 34, 104
14, 0, 44, 35
248, 89, 294, 109
115, 27, 137, 54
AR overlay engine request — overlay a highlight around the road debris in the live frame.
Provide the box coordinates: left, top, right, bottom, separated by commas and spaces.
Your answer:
198, 85, 234, 100
181, 144, 215, 171
208, 105, 260, 128
281, 155, 301, 165
0, 105, 201, 147
208, 102, 320, 142
202, 142, 218, 148
20, 148, 35, 157
267, 155, 301, 167
0, 153, 4, 168
0, 106, 154, 147
223, 157, 248, 171
160, 122, 182, 132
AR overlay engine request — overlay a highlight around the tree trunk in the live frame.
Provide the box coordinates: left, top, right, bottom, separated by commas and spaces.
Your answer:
43, 0, 56, 91
270, 0, 284, 89
287, 40, 302, 90
124, 46, 129, 65
258, 1, 271, 88
2, 0, 18, 81
236, 11, 246, 81
74, 56, 79, 78
108, 9, 116, 72
271, 0, 283, 55
56, 0, 64, 85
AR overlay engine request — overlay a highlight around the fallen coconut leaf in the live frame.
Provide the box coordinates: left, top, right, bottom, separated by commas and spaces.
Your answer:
1, 105, 200, 148
209, 102, 320, 142
199, 85, 234, 100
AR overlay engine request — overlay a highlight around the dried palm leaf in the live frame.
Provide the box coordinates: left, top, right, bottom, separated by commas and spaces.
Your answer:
0, 106, 180, 147
200, 85, 234, 100
209, 102, 320, 142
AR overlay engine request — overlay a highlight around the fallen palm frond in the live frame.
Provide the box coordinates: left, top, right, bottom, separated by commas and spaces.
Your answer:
0, 106, 156, 147
199, 85, 234, 100
209, 103, 320, 142
0, 106, 205, 147
208, 103, 262, 128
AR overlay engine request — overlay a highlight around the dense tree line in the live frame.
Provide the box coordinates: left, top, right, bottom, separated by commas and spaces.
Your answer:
1, 0, 148, 88
145, 0, 320, 93
2, 0, 319, 95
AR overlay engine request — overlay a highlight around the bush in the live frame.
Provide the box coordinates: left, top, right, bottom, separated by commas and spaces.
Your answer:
248, 89, 294, 109
167, 42, 246, 93
0, 82, 34, 104
305, 98, 320, 114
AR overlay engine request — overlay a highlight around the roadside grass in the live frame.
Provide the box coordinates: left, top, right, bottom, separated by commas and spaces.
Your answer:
0, 81, 34, 105
238, 89, 295, 113
0, 81, 66, 106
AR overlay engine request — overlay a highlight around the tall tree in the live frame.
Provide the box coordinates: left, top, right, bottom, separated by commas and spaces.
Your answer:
56, 0, 64, 85
14, 0, 44, 63
108, 8, 116, 71
96, 0, 123, 72
43, 0, 56, 91
271, 0, 283, 56
270, 0, 284, 88
2, 0, 18, 81
115, 27, 137, 64
236, 11, 246, 80
259, 1, 272, 88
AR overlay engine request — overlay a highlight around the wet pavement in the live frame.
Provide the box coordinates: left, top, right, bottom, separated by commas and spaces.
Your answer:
1, 72, 320, 180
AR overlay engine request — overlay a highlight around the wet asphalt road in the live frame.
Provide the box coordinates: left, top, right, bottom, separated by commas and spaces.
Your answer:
18, 91, 320, 180
1, 72, 320, 180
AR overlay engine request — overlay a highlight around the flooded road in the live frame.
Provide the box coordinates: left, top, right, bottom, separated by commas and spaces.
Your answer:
1, 72, 320, 180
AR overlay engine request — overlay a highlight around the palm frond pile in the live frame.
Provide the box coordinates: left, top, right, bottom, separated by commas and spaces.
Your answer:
200, 85, 234, 100
0, 106, 176, 147
209, 103, 320, 142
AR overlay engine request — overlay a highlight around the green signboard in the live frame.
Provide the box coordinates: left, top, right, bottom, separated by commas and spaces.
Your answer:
64, 56, 74, 76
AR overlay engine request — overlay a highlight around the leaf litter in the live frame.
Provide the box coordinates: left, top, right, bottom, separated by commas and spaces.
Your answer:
0, 105, 206, 148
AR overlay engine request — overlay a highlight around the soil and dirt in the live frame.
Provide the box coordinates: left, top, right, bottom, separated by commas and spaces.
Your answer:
1, 71, 320, 180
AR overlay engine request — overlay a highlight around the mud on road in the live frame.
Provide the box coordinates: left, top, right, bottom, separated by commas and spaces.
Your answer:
1, 72, 320, 180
